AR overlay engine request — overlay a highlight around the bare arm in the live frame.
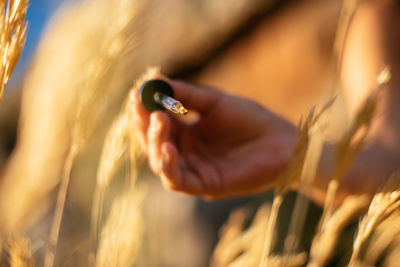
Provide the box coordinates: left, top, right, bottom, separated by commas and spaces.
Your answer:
311, 0, 400, 203
132, 0, 400, 204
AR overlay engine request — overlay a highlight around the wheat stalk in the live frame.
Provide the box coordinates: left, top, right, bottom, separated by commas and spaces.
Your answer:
349, 173, 400, 265
308, 195, 369, 266
2, 234, 34, 267
90, 67, 157, 262
211, 204, 270, 267
302, 67, 390, 267
319, 67, 390, 235
91, 113, 132, 247
259, 99, 335, 265
43, 143, 78, 267
261, 253, 307, 267
363, 209, 400, 265
258, 112, 313, 266
0, 0, 28, 103
95, 186, 145, 267
283, 115, 326, 255
44, 1, 144, 266
211, 207, 251, 266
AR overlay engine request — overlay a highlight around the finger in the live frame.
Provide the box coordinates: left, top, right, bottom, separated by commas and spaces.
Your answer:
160, 142, 181, 189
160, 143, 208, 196
130, 69, 166, 149
169, 80, 222, 115
178, 163, 208, 196
131, 88, 151, 151
148, 111, 171, 173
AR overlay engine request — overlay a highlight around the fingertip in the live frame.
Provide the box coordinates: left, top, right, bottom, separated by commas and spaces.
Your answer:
150, 111, 171, 133
130, 87, 140, 106
150, 110, 168, 122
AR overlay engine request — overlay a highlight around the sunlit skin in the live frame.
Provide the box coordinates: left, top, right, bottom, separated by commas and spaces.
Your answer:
132, 81, 296, 199
132, 0, 400, 204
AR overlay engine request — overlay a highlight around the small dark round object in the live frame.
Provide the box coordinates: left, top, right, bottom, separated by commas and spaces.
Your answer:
139, 79, 174, 111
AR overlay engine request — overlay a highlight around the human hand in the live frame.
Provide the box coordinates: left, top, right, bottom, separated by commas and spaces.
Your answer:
132, 78, 296, 198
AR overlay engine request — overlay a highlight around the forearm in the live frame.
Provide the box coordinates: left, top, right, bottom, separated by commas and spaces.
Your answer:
309, 138, 400, 205
308, 0, 400, 204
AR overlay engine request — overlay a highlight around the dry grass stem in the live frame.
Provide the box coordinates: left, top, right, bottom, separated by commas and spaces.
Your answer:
258, 109, 317, 264
319, 67, 390, 234
90, 67, 157, 259
69, 0, 143, 152
262, 253, 307, 267
0, 0, 398, 265
0, 0, 149, 234
1, 235, 34, 267
363, 209, 400, 265
274, 110, 314, 197
258, 195, 282, 266
44, 1, 145, 266
349, 174, 400, 264
44, 144, 78, 267
0, 0, 28, 103
100, 119, 131, 168
91, 114, 132, 242
212, 204, 270, 267
260, 99, 335, 262
95, 187, 145, 267
283, 119, 325, 254
211, 208, 250, 266
308, 195, 369, 267
275, 97, 335, 197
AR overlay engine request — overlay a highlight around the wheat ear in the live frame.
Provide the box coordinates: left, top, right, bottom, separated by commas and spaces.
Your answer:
308, 195, 369, 267
90, 67, 157, 260
44, 1, 143, 265
0, 0, 28, 103
349, 174, 400, 265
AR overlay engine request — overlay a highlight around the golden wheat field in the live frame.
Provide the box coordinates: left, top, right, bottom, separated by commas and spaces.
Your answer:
0, 0, 399, 266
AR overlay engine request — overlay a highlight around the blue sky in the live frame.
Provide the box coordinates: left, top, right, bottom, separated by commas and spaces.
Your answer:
17, 0, 75, 71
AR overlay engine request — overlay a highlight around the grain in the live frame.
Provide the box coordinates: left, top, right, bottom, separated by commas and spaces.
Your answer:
349, 173, 400, 264
0, 0, 28, 103
95, 187, 145, 267
44, 1, 145, 266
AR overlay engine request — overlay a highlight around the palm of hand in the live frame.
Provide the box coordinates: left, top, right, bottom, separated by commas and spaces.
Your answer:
171, 95, 295, 198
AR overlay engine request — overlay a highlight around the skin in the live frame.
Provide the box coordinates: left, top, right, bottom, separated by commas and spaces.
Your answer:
132, 0, 400, 204
132, 80, 296, 199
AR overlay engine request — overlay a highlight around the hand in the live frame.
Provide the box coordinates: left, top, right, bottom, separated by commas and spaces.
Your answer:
132, 78, 296, 199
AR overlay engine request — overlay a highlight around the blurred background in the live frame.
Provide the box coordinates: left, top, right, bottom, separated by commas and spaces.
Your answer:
0, 0, 343, 266
0, 0, 76, 168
